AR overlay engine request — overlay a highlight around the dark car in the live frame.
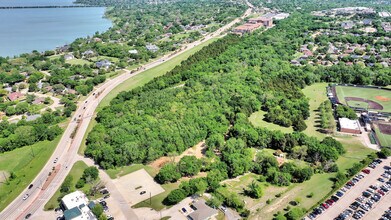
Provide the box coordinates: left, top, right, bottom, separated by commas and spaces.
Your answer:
140, 191, 146, 195
25, 213, 32, 219
100, 201, 107, 206
28, 184, 33, 189
104, 194, 110, 199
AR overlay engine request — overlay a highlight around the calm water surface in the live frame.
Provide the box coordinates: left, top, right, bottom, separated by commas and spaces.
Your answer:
0, 0, 112, 57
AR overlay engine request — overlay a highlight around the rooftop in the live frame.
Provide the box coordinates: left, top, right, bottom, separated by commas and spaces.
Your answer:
61, 191, 89, 210
187, 200, 218, 220
339, 117, 360, 130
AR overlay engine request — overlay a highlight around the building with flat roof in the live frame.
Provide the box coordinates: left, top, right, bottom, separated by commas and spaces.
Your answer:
61, 191, 97, 220
339, 117, 361, 134
187, 200, 218, 220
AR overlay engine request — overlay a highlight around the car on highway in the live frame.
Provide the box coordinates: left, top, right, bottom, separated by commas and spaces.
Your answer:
28, 184, 33, 189
54, 157, 58, 163
25, 213, 32, 219
22, 194, 29, 200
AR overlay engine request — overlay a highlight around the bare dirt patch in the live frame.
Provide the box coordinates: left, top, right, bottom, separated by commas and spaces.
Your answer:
0, 171, 9, 183
378, 122, 391, 135
149, 141, 206, 170
375, 96, 391, 102
345, 97, 383, 110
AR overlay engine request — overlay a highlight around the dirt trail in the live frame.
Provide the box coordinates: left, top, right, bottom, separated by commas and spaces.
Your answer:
150, 141, 206, 170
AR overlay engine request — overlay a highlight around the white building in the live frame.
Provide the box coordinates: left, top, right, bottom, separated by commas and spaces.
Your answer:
61, 191, 97, 220
339, 118, 361, 134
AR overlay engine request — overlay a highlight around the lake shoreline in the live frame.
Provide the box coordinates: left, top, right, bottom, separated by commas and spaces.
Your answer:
0, 0, 112, 57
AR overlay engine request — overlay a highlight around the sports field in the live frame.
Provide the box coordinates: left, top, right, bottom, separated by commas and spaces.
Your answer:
334, 86, 391, 112
373, 122, 391, 147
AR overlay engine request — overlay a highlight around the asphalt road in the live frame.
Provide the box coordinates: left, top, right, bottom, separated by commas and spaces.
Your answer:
0, 5, 253, 220
317, 157, 391, 220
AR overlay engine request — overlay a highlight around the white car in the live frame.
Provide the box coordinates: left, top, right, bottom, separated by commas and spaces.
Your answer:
22, 194, 29, 200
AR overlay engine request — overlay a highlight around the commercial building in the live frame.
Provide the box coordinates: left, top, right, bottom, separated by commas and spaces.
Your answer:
233, 14, 273, 34
61, 191, 97, 220
339, 117, 361, 134
187, 200, 218, 220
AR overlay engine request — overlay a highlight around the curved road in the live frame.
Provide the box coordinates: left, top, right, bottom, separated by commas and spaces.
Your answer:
0, 5, 252, 220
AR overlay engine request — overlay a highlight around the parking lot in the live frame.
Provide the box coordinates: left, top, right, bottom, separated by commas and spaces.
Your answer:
307, 156, 391, 220
111, 169, 164, 205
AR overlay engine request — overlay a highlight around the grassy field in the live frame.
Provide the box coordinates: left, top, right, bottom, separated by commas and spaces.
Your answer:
132, 182, 180, 211
44, 160, 88, 210
66, 58, 91, 65
106, 164, 158, 179
374, 127, 391, 147
249, 110, 293, 133
0, 137, 61, 211
335, 86, 391, 112
302, 83, 330, 139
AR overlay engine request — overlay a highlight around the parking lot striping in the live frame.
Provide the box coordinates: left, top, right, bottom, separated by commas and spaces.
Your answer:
311, 157, 391, 220
363, 192, 391, 220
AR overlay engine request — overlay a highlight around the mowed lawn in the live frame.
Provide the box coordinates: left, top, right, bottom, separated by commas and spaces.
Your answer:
335, 86, 391, 112
302, 83, 329, 139
0, 137, 61, 211
44, 160, 88, 210
249, 110, 293, 133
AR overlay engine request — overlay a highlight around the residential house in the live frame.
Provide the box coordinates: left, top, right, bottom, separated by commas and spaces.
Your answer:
96, 60, 112, 69
146, 44, 159, 53
128, 49, 138, 54
341, 21, 354, 29
82, 49, 95, 57
7, 92, 24, 101
64, 54, 75, 61
362, 19, 372, 25
32, 97, 45, 105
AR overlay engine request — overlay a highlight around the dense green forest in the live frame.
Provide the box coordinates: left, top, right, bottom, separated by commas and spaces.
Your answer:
84, 12, 380, 215
86, 12, 389, 169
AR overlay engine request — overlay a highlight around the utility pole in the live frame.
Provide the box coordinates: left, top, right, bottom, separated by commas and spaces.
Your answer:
150, 192, 152, 205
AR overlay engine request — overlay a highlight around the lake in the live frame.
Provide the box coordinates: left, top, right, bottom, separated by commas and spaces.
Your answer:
0, 0, 112, 57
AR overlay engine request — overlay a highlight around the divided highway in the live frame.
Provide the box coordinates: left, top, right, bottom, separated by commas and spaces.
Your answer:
0, 5, 253, 220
